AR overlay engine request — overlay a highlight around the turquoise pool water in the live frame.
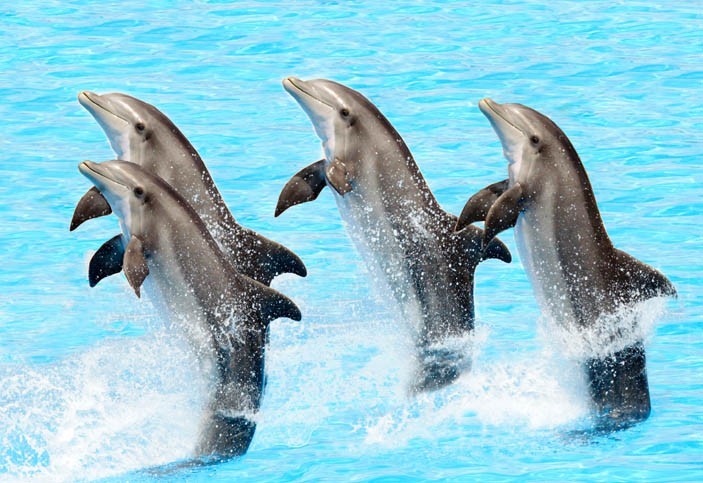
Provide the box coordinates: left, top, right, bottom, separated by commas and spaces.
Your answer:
1, 1, 701, 480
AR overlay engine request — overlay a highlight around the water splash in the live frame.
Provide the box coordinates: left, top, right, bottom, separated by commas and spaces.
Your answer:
537, 297, 668, 360
0, 330, 209, 481
362, 329, 591, 448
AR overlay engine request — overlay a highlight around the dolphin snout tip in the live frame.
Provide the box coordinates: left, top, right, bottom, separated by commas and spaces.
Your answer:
77, 160, 92, 173
77, 91, 97, 106
282, 77, 304, 92
478, 98, 494, 111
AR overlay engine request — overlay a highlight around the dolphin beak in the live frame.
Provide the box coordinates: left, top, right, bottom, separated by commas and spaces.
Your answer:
77, 91, 130, 126
78, 160, 127, 191
77, 90, 97, 108
479, 98, 525, 163
282, 77, 335, 110
78, 160, 108, 186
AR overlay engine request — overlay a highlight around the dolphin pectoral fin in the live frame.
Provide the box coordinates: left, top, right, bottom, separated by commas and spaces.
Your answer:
325, 158, 353, 196
123, 236, 149, 298
275, 160, 327, 217
89, 234, 125, 287
483, 183, 523, 249
613, 249, 677, 300
456, 224, 512, 264
70, 187, 112, 231
455, 179, 510, 232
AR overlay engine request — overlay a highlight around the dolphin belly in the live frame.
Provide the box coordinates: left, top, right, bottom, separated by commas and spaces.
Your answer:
334, 190, 426, 331
334, 188, 474, 391
514, 206, 577, 324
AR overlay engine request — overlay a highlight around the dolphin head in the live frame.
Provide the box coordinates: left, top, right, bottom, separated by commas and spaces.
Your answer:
78, 160, 154, 237
478, 98, 577, 182
78, 91, 183, 165
282, 77, 391, 163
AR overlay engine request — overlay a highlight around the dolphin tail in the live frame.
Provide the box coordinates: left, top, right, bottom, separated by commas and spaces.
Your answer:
220, 224, 307, 285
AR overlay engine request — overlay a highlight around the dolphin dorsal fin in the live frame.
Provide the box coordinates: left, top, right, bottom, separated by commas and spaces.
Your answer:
218, 226, 307, 286
70, 187, 112, 231
251, 283, 302, 325
613, 249, 676, 301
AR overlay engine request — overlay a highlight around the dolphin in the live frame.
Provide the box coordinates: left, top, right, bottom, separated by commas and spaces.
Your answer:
71, 91, 306, 286
457, 98, 676, 429
276, 78, 511, 392
78, 159, 302, 459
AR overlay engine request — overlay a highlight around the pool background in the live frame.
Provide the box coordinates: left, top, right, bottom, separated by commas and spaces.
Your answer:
1, 1, 701, 481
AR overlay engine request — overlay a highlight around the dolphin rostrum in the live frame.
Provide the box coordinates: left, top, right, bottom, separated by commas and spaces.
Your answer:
79, 159, 302, 459
72, 91, 306, 286
457, 98, 676, 429
276, 78, 511, 392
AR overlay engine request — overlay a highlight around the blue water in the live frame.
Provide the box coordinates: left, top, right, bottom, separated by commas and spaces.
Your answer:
1, 1, 701, 480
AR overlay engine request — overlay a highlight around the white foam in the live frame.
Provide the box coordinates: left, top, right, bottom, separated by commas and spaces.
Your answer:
537, 297, 667, 360
0, 329, 209, 481
0, 297, 670, 479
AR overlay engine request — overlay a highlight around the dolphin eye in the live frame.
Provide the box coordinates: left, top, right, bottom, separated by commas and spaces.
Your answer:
133, 186, 145, 198
135, 122, 146, 133
340, 108, 350, 117
530, 135, 540, 145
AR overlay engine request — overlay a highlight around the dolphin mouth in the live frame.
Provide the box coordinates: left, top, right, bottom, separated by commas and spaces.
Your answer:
282, 77, 335, 110
78, 91, 130, 126
78, 160, 129, 190
478, 98, 526, 137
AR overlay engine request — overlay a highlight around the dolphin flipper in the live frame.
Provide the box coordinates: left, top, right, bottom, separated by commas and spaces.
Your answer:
482, 183, 523, 249
456, 179, 510, 232
124, 235, 149, 298
89, 234, 125, 287
70, 187, 112, 231
456, 224, 512, 264
275, 159, 327, 216
325, 158, 353, 196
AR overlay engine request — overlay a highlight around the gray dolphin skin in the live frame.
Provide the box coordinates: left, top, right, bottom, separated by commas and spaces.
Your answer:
78, 159, 302, 459
457, 98, 676, 429
72, 91, 306, 286
276, 78, 511, 392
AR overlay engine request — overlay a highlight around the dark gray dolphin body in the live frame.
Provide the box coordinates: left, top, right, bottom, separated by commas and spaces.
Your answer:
457, 98, 676, 429
276, 78, 510, 392
72, 91, 305, 286
79, 159, 302, 459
